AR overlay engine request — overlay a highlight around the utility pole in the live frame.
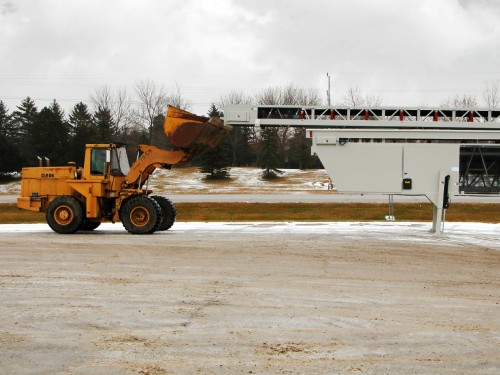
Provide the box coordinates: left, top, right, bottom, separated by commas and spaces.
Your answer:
326, 73, 331, 107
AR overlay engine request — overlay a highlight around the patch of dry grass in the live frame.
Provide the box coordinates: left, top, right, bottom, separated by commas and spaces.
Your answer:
0, 204, 46, 224
1, 203, 498, 224
176, 203, 500, 223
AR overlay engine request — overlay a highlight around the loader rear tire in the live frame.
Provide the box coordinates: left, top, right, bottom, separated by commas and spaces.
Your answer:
151, 195, 176, 231
120, 195, 161, 234
46, 196, 84, 234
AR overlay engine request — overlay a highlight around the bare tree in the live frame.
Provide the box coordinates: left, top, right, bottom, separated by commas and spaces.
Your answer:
90, 86, 133, 133
364, 94, 383, 107
483, 80, 500, 107
342, 86, 382, 107
255, 86, 283, 105
113, 87, 133, 131
165, 83, 192, 111
282, 84, 304, 105
305, 88, 321, 106
90, 85, 113, 111
342, 86, 363, 106
215, 90, 253, 113
442, 94, 477, 108
134, 80, 168, 143
255, 83, 321, 106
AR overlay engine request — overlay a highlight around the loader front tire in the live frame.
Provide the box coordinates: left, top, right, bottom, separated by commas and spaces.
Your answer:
151, 195, 176, 231
46, 196, 84, 234
120, 195, 161, 234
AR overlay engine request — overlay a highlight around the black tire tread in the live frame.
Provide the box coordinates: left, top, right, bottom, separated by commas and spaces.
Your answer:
151, 195, 177, 231
119, 195, 161, 234
46, 196, 84, 234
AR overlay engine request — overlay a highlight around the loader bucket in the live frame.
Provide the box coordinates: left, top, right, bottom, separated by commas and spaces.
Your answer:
164, 105, 228, 152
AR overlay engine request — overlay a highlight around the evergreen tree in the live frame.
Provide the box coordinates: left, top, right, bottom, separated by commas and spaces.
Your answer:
288, 128, 320, 169
0, 101, 21, 174
30, 100, 71, 166
137, 128, 149, 144
197, 104, 232, 179
228, 126, 255, 166
93, 106, 116, 142
0, 136, 21, 175
258, 127, 283, 179
11, 97, 38, 139
0, 101, 9, 134
69, 102, 95, 165
11, 97, 38, 165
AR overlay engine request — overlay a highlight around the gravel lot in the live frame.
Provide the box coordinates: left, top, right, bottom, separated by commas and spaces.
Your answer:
0, 222, 499, 374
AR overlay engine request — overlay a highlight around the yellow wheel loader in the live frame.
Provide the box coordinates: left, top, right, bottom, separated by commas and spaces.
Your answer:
17, 106, 227, 234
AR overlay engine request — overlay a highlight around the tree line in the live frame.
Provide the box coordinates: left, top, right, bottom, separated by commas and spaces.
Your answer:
1, 80, 499, 178
0, 82, 325, 178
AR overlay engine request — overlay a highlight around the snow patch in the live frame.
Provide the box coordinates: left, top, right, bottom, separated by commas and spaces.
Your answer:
1, 168, 332, 195
1, 222, 498, 250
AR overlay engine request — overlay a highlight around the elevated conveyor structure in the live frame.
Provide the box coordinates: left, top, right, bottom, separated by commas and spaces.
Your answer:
224, 105, 500, 235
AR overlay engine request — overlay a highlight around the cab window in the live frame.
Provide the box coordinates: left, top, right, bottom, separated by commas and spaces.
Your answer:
110, 146, 130, 176
91, 149, 107, 175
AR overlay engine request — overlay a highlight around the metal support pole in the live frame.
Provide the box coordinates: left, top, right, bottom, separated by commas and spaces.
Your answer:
385, 194, 395, 221
431, 171, 447, 236
432, 205, 443, 235
326, 73, 331, 107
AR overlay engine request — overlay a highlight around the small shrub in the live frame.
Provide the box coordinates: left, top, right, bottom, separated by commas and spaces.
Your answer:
261, 168, 284, 180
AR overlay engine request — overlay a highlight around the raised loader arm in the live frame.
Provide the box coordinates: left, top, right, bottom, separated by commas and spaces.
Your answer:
122, 145, 187, 189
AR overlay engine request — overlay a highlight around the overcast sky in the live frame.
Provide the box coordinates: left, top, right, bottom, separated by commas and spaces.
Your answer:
1, 0, 500, 115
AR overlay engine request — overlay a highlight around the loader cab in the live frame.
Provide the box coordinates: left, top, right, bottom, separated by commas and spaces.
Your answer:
85, 144, 130, 179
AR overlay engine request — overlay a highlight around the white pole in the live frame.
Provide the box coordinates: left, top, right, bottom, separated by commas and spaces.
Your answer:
326, 73, 331, 107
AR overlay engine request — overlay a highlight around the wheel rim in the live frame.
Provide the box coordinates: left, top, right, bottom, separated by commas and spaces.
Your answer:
54, 205, 73, 226
129, 206, 150, 227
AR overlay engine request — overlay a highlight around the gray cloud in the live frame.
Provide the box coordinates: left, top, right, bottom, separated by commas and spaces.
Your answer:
0, 1, 15, 15
1, 0, 499, 114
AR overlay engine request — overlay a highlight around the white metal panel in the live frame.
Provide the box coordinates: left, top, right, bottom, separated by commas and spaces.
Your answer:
403, 144, 460, 198
225, 110, 250, 122
308, 129, 500, 140
313, 143, 403, 193
316, 136, 337, 145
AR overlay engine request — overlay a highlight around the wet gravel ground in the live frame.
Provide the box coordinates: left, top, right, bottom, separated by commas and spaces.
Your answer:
0, 222, 499, 374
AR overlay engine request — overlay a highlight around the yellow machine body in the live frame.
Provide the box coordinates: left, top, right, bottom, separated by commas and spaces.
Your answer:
16, 106, 228, 234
